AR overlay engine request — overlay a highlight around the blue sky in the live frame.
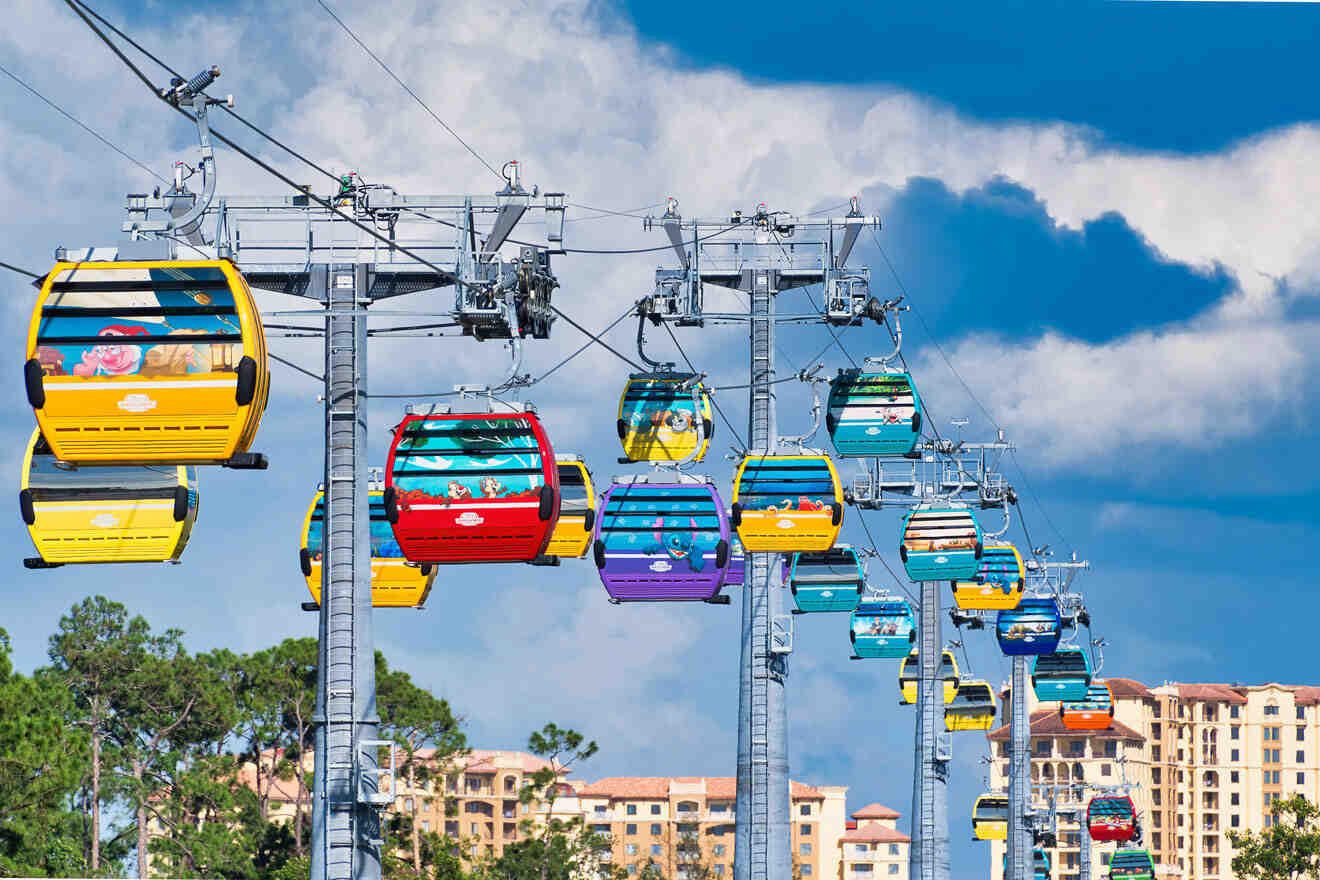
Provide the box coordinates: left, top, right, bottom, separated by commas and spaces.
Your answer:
2, 1, 1318, 877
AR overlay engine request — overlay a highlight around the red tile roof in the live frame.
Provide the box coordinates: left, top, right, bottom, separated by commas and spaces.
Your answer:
1295, 687, 1320, 707
841, 825, 911, 844
851, 802, 901, 819
576, 777, 823, 800
1173, 684, 1247, 704
1104, 678, 1152, 698
987, 710, 1144, 742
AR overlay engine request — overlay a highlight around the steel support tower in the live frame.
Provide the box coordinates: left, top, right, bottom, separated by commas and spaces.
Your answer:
644, 203, 879, 880
108, 145, 563, 879
909, 577, 950, 880
1006, 655, 1032, 880
736, 267, 790, 880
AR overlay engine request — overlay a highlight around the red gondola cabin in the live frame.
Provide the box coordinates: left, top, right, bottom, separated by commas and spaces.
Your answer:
384, 409, 559, 563
1087, 795, 1137, 843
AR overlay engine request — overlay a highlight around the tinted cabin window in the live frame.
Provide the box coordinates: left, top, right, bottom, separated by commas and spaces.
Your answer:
28, 451, 179, 499
557, 465, 590, 514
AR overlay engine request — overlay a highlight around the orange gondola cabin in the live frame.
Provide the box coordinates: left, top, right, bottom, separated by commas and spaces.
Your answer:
384, 409, 559, 564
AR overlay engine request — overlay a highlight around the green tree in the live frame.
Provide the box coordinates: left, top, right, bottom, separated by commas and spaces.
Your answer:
1229, 793, 1320, 880
378, 656, 468, 876
0, 629, 88, 875
47, 595, 155, 871
146, 752, 262, 878
476, 724, 621, 880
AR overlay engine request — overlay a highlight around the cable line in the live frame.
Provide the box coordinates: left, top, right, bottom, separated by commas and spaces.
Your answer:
0, 260, 42, 280
313, 0, 503, 182
0, 61, 169, 185
69, 0, 341, 185
546, 303, 645, 372
659, 320, 748, 453
63, 0, 476, 293
269, 352, 325, 383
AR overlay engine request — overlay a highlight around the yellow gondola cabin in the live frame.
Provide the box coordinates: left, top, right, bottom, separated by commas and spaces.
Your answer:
617, 372, 714, 463
730, 454, 843, 552
899, 650, 960, 705
20, 428, 197, 567
300, 488, 435, 608
952, 542, 1025, 611
539, 455, 596, 560
26, 260, 269, 465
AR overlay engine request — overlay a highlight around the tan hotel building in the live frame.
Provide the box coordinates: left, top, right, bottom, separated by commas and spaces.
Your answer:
985, 679, 1320, 880
249, 749, 910, 878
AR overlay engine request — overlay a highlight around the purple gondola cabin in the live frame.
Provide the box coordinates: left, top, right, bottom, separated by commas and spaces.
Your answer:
593, 475, 731, 602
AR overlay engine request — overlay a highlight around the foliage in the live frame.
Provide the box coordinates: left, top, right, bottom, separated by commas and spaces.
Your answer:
1229, 794, 1320, 880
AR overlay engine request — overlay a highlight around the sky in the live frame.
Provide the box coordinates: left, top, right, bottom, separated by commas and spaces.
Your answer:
2, 0, 1319, 877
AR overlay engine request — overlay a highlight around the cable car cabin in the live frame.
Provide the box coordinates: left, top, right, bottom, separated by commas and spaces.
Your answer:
952, 542, 1025, 611
730, 454, 843, 552
850, 599, 916, 659
825, 369, 921, 457
594, 476, 730, 602
300, 489, 436, 608
539, 455, 596, 561
791, 546, 864, 613
20, 428, 197, 567
898, 650, 960, 704
617, 372, 713, 463
900, 505, 982, 582
971, 794, 1008, 841
1031, 648, 1093, 702
1087, 795, 1137, 843
1061, 683, 1115, 731
26, 260, 269, 465
996, 597, 1062, 656
1108, 849, 1154, 880
945, 679, 996, 731
385, 410, 558, 564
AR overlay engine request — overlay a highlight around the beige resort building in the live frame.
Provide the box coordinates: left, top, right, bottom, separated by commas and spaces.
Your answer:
985, 678, 1320, 880
226, 748, 910, 878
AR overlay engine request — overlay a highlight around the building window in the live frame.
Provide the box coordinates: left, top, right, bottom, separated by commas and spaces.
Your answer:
801, 824, 812, 836
1231, 815, 1240, 828
799, 844, 811, 855
888, 866, 899, 876
801, 867, 812, 877
800, 804, 811, 816
1267, 704, 1281, 717
651, 824, 662, 836
1034, 740, 1050, 756
626, 844, 638, 856
1153, 768, 1162, 784
1068, 740, 1084, 756
853, 866, 873, 875
1299, 706, 1308, 720
652, 845, 662, 856
1300, 772, 1307, 785
651, 804, 662, 816
422, 821, 430, 832
1267, 727, 1281, 741
1231, 771, 1239, 784
1153, 833, 1162, 849
1231, 726, 1240, 740
1102, 764, 1112, 777
1104, 741, 1117, 757
1301, 751, 1308, 763
627, 866, 637, 877
1231, 749, 1240, 762
627, 804, 637, 816
715, 867, 726, 877
890, 844, 900, 855
1231, 793, 1239, 805
714, 845, 726, 856
1154, 703, 1162, 719
1299, 726, 1308, 741
1231, 706, 1240, 719
626, 824, 637, 836
405, 798, 414, 811
1153, 810, 1162, 827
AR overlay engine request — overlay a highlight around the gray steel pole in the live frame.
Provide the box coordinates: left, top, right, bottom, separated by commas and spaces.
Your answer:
311, 264, 381, 880
734, 268, 790, 880
1079, 817, 1091, 880
1006, 655, 1030, 880
908, 580, 949, 880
